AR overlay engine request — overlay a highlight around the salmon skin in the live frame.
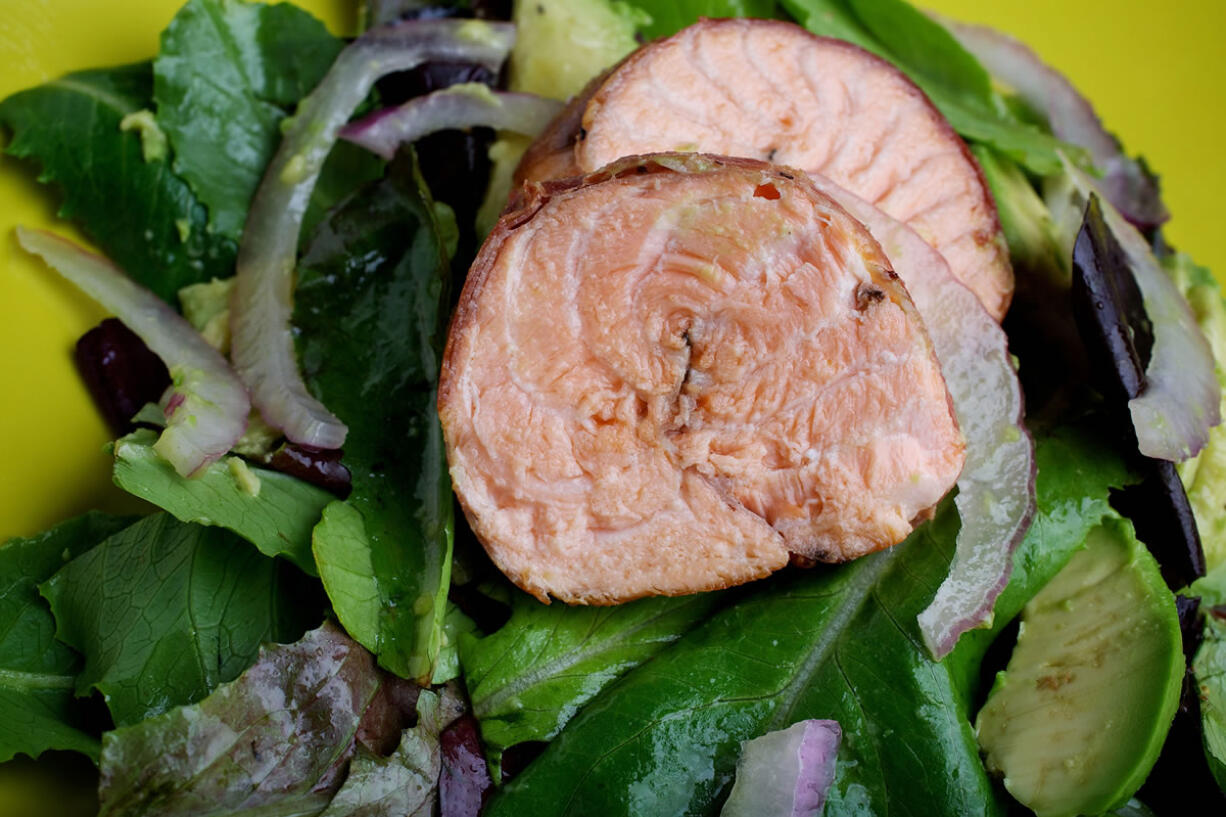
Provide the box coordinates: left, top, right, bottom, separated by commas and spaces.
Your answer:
516, 18, 1014, 321
440, 154, 965, 604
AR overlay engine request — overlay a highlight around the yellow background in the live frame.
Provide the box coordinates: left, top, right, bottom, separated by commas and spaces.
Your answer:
1, 0, 1223, 541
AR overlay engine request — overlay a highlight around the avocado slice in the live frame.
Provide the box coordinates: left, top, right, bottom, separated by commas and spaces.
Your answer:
507, 0, 646, 101
975, 514, 1183, 817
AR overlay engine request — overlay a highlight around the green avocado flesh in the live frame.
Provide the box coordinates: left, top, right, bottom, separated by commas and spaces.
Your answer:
975, 515, 1183, 817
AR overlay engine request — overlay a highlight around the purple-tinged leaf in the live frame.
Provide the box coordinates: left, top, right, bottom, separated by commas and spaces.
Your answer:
440, 714, 493, 817
1058, 161, 1220, 461
318, 685, 466, 817
97, 623, 392, 817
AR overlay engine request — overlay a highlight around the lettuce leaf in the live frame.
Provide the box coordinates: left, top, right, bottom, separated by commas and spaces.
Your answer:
461, 591, 722, 779
1195, 614, 1226, 792
296, 158, 456, 683
632, 0, 780, 39
0, 63, 234, 302
112, 429, 333, 574
97, 623, 394, 816
40, 513, 310, 727
0, 513, 134, 763
779, 0, 1072, 175
153, 0, 383, 242
318, 686, 465, 817
482, 426, 1130, 816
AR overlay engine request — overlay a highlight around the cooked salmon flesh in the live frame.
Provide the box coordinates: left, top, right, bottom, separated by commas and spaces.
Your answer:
439, 155, 965, 604
516, 18, 1013, 320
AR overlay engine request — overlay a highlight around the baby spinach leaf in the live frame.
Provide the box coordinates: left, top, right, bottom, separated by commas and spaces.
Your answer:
846, 0, 991, 107
297, 159, 455, 683
633, 0, 781, 39
112, 429, 333, 575
152, 0, 346, 241
483, 427, 1130, 816
40, 513, 306, 727
97, 623, 391, 817
0, 513, 134, 763
304, 142, 387, 243
778, 0, 1069, 175
0, 63, 234, 302
777, 0, 881, 54
461, 591, 721, 778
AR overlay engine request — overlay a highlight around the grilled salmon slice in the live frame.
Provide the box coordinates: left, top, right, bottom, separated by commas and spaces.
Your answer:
515, 18, 1014, 321
439, 154, 965, 604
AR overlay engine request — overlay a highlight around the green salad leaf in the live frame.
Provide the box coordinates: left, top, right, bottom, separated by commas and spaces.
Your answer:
481, 427, 1130, 816
779, 0, 1071, 175
846, 0, 991, 104
0, 63, 234, 302
112, 429, 333, 575
1196, 613, 1226, 792
1167, 253, 1226, 572
487, 504, 1001, 817
297, 158, 456, 683
153, 0, 345, 240
40, 513, 307, 727
462, 591, 722, 778
632, 0, 780, 39
96, 623, 395, 817
0, 513, 134, 763
433, 602, 477, 686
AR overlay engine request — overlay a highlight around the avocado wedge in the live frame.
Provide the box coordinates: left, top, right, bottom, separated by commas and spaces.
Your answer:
975, 514, 1183, 817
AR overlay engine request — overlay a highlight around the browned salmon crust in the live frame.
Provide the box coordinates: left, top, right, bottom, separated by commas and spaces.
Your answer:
440, 154, 965, 604
515, 19, 1014, 321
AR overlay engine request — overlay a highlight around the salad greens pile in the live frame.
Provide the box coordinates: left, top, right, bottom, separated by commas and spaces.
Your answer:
2, 0, 1226, 815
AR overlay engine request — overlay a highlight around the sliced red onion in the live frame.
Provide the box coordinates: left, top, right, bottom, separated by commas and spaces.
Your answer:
18, 227, 249, 476
340, 84, 562, 160
1058, 159, 1220, 461
230, 18, 515, 448
808, 177, 1036, 658
720, 720, 841, 817
940, 18, 1168, 230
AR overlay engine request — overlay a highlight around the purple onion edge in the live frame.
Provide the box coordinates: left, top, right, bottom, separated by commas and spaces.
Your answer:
794, 720, 842, 815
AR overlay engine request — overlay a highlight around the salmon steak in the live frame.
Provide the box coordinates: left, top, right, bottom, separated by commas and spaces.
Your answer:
516, 18, 1014, 320
439, 154, 965, 604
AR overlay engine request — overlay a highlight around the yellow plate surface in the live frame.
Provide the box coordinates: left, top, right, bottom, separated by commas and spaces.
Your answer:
0, 0, 1222, 541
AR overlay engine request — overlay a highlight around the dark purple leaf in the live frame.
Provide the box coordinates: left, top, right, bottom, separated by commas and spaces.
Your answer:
357, 676, 423, 756
74, 318, 170, 436
1072, 195, 1207, 589
1110, 464, 1205, 591
318, 684, 466, 817
269, 443, 353, 498
440, 714, 493, 817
